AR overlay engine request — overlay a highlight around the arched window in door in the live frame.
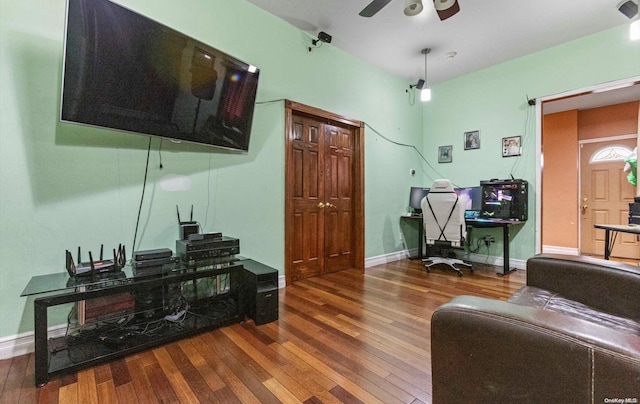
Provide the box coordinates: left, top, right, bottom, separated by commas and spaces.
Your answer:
589, 145, 633, 164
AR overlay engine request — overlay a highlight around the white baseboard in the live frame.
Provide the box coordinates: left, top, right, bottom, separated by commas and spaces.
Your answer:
365, 249, 527, 270
0, 324, 67, 360
365, 250, 411, 267
542, 245, 579, 255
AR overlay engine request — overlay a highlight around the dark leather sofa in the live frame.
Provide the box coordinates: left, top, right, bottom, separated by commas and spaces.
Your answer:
431, 254, 640, 404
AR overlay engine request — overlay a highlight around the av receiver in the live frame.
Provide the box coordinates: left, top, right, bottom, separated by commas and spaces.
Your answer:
176, 236, 240, 262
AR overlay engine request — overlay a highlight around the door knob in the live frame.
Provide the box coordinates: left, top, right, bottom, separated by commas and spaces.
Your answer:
581, 204, 588, 214
318, 202, 325, 208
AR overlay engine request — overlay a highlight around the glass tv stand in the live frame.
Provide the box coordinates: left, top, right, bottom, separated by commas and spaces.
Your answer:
21, 261, 244, 386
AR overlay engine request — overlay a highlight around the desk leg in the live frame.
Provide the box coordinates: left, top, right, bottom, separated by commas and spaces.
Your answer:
497, 224, 516, 277
34, 299, 49, 386
418, 218, 424, 259
603, 229, 611, 260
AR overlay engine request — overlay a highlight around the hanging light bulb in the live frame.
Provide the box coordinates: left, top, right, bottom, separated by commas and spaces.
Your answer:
420, 87, 432, 102
421, 48, 431, 102
631, 19, 640, 40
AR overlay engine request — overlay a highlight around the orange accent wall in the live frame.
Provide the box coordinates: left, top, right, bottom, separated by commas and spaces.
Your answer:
542, 101, 639, 250
542, 110, 579, 248
578, 101, 639, 140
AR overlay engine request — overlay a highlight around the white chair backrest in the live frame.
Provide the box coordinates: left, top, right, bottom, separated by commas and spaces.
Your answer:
421, 179, 467, 246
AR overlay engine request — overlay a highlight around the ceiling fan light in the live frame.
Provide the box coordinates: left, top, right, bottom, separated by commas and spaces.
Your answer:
420, 87, 432, 102
404, 0, 424, 16
434, 0, 460, 20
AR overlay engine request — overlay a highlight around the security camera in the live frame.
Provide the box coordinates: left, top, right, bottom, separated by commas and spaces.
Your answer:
618, 0, 638, 19
312, 31, 332, 46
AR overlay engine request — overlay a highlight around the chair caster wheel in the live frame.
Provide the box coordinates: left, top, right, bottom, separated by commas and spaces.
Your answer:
457, 272, 462, 277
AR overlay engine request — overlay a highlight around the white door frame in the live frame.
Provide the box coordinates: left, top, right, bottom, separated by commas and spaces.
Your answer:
534, 76, 640, 255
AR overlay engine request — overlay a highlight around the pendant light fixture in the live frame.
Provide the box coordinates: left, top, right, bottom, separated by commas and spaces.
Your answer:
617, 0, 640, 40
420, 48, 431, 102
631, 19, 640, 40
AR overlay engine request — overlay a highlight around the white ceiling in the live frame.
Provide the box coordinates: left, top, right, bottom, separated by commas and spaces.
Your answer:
246, 0, 640, 112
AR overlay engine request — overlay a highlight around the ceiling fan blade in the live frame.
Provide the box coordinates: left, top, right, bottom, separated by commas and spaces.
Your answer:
359, 0, 393, 17
433, 0, 460, 20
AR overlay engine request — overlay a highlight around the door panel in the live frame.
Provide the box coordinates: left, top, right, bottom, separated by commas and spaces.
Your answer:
325, 124, 354, 273
580, 138, 639, 259
290, 116, 324, 281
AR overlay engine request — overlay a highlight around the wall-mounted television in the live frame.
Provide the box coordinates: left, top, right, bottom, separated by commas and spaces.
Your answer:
61, 0, 260, 151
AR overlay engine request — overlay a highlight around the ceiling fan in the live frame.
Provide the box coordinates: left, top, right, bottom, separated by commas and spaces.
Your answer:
359, 0, 460, 20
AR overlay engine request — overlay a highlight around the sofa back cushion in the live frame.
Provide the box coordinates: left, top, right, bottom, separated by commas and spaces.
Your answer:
526, 254, 640, 323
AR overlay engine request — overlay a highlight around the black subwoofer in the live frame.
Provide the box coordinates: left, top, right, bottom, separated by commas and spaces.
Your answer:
241, 259, 278, 325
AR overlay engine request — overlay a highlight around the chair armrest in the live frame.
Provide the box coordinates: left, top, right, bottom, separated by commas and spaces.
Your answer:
526, 254, 640, 322
431, 295, 640, 404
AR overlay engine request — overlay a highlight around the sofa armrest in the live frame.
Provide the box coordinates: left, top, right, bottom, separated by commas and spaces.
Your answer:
431, 295, 640, 404
526, 254, 640, 322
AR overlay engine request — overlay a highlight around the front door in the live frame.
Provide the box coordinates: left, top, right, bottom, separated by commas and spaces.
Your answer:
580, 138, 639, 259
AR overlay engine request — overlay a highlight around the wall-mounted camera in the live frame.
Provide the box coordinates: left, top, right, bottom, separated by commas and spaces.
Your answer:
308, 31, 332, 52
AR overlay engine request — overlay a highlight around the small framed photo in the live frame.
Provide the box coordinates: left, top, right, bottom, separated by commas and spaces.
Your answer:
464, 130, 480, 150
502, 136, 522, 157
438, 145, 453, 163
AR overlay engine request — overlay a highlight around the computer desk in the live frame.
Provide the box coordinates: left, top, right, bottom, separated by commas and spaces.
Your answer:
401, 214, 525, 276
465, 218, 525, 276
593, 223, 640, 260
400, 214, 425, 259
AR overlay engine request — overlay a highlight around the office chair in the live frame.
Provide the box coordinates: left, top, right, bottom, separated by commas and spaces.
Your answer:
421, 179, 472, 276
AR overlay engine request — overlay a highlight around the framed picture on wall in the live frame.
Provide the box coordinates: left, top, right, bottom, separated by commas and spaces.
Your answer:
502, 135, 522, 157
438, 145, 453, 163
464, 130, 480, 150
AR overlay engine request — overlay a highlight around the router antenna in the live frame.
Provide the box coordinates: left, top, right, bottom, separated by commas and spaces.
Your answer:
176, 205, 181, 223
190, 205, 193, 221
77, 246, 81, 264
100, 244, 104, 260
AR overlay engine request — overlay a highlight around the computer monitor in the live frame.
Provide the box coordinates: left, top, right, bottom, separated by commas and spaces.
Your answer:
455, 186, 482, 219
408, 187, 430, 214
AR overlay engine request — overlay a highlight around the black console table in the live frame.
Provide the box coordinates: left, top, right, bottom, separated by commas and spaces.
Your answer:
21, 261, 244, 386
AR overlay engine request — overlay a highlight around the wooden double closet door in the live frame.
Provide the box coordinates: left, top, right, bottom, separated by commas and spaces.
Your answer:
284, 101, 364, 284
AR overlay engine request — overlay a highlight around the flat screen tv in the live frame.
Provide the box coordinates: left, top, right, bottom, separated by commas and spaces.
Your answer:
61, 0, 260, 151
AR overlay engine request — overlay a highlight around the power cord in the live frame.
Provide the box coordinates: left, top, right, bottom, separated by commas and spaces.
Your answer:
131, 137, 152, 253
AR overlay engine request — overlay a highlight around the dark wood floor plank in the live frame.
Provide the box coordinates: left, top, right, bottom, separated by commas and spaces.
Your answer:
76, 368, 98, 404
124, 356, 158, 404
0, 358, 11, 395
192, 331, 271, 403
1, 354, 29, 404
18, 353, 39, 404
151, 346, 199, 402
95, 380, 118, 404
36, 378, 59, 404
142, 362, 178, 403
2, 259, 526, 404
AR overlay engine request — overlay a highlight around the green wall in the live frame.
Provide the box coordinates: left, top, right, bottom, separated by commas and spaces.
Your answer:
0, 0, 423, 338
1, 0, 638, 340
423, 25, 640, 260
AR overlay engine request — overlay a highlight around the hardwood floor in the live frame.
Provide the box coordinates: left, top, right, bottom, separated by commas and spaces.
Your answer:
0, 259, 525, 404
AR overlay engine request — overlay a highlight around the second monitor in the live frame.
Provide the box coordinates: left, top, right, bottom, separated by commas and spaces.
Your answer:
408, 186, 430, 215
